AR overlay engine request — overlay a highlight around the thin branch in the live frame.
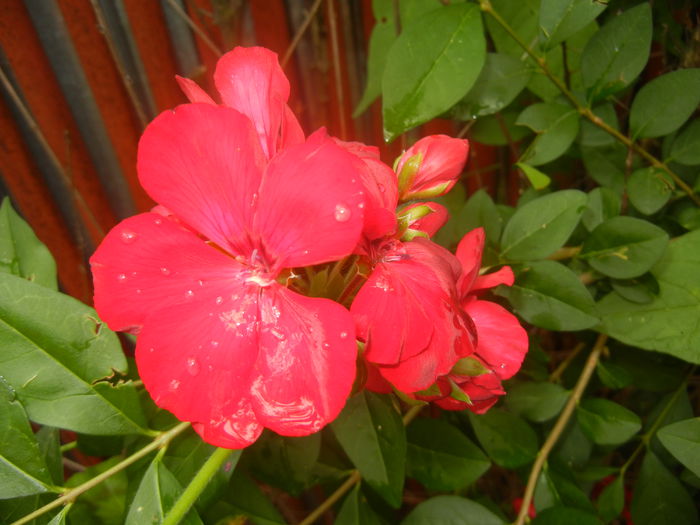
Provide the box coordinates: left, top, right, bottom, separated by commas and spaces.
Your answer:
326, 0, 348, 138
515, 334, 607, 525
12, 422, 191, 525
549, 342, 586, 383
163, 0, 223, 57
478, 0, 700, 207
282, 0, 325, 68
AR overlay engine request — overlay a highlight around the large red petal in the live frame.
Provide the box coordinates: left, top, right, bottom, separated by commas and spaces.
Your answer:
249, 286, 357, 436
255, 130, 366, 268
463, 299, 528, 380
91, 212, 245, 333
137, 103, 265, 257
135, 276, 265, 447
214, 47, 290, 158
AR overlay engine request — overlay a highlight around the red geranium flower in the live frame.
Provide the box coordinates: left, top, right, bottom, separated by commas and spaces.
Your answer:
90, 47, 366, 448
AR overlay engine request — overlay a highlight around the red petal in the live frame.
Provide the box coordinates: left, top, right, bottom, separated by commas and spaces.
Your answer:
250, 286, 357, 436
255, 130, 366, 268
214, 46, 291, 157
137, 104, 265, 257
90, 212, 242, 333
456, 228, 485, 296
175, 76, 216, 105
403, 202, 449, 238
463, 300, 528, 380
473, 266, 515, 291
353, 239, 474, 392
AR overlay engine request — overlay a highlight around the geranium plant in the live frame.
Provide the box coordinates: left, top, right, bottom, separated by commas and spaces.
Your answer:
1, 2, 700, 524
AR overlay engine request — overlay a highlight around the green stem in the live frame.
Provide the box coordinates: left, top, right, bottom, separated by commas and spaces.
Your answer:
162, 447, 235, 525
59, 441, 77, 454
478, 0, 700, 207
514, 334, 607, 525
12, 422, 191, 525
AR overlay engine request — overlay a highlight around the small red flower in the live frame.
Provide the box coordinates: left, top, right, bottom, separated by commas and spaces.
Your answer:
415, 228, 528, 412
91, 48, 366, 448
395, 135, 469, 201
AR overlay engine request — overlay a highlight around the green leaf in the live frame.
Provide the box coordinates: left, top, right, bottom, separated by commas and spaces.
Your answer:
580, 3, 652, 100
501, 190, 587, 260
406, 418, 490, 491
506, 382, 570, 422
534, 469, 595, 513
336, 484, 384, 525
628, 168, 674, 215
354, 0, 397, 117
470, 111, 532, 146
582, 187, 621, 231
35, 427, 62, 486
531, 506, 601, 525
497, 261, 599, 331
47, 505, 71, 524
66, 457, 128, 525
630, 69, 700, 139
630, 452, 698, 525
402, 495, 505, 525
576, 398, 641, 445
657, 418, 700, 478
595, 360, 633, 389
225, 471, 286, 525
580, 216, 669, 279
581, 144, 626, 195
539, 0, 606, 49
248, 433, 319, 496
610, 274, 659, 305
486, 0, 539, 57
516, 103, 580, 166
597, 230, 700, 364
596, 475, 624, 523
0, 198, 57, 290
459, 189, 503, 245
0, 379, 54, 499
382, 3, 486, 140
0, 273, 147, 435
517, 163, 551, 190
670, 119, 700, 165
468, 409, 538, 468
124, 456, 202, 525
453, 53, 531, 118
332, 392, 405, 507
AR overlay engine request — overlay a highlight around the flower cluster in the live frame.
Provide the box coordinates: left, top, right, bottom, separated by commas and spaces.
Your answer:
90, 47, 528, 449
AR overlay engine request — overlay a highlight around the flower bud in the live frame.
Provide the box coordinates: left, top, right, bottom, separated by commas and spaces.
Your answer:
396, 202, 448, 241
395, 135, 469, 201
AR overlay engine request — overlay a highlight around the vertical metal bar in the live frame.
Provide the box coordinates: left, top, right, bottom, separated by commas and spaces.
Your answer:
22, 0, 136, 219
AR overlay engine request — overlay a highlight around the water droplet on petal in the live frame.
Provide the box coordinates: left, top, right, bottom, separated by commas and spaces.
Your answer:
358, 202, 365, 209
186, 357, 200, 376
198, 279, 204, 287
334, 203, 351, 222
154, 217, 163, 225
136, 288, 142, 294
378, 183, 386, 193
169, 379, 180, 391
148, 347, 155, 353
210, 340, 220, 348
185, 290, 194, 299
339, 331, 348, 339
117, 273, 127, 282
215, 296, 224, 305
160, 267, 171, 276
322, 342, 330, 349
120, 231, 137, 244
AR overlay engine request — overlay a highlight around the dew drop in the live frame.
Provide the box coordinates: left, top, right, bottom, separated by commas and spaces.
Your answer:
154, 217, 163, 225
117, 273, 127, 282
198, 279, 204, 287
322, 342, 330, 349
136, 288, 142, 294
169, 379, 180, 391
160, 267, 171, 276
215, 296, 224, 305
339, 331, 348, 339
358, 202, 365, 209
148, 347, 155, 353
334, 203, 351, 222
378, 183, 385, 193
120, 231, 137, 244
186, 357, 200, 376
210, 340, 220, 348
185, 290, 194, 299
